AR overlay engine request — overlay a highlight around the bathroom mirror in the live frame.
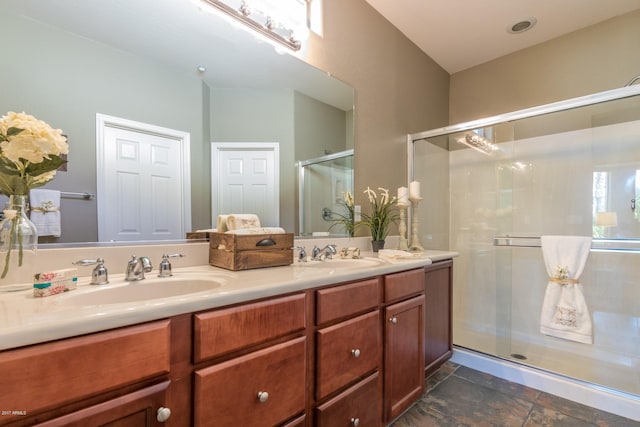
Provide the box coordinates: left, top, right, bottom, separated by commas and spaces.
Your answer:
1, 0, 355, 244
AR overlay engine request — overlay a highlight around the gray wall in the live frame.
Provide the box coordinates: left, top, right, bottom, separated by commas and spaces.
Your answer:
301, 0, 451, 236
294, 91, 348, 161
0, 12, 205, 242
449, 10, 640, 124
210, 88, 349, 234
210, 88, 295, 231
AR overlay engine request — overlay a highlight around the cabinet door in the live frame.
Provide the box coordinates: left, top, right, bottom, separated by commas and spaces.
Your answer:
35, 381, 171, 427
0, 320, 171, 425
384, 295, 425, 423
194, 337, 306, 427
424, 261, 453, 374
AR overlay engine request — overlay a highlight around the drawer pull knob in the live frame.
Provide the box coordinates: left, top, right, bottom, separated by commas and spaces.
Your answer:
389, 316, 398, 324
351, 418, 360, 426
351, 348, 361, 358
156, 407, 171, 422
256, 238, 276, 246
257, 391, 269, 403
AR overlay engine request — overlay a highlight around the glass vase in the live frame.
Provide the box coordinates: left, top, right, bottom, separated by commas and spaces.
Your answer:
0, 195, 38, 279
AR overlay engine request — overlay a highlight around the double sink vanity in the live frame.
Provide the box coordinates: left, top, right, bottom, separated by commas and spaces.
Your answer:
0, 245, 455, 427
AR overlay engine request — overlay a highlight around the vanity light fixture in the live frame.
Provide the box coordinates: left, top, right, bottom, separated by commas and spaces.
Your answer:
199, 0, 309, 51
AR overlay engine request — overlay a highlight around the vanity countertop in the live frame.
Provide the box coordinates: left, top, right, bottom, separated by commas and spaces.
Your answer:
0, 250, 456, 351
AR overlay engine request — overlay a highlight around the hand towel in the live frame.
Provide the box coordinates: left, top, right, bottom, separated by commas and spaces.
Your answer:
225, 227, 285, 235
29, 189, 61, 237
378, 249, 432, 265
540, 235, 592, 344
225, 214, 261, 230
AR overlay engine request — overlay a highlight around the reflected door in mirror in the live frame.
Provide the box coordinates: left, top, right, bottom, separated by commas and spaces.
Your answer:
212, 143, 280, 228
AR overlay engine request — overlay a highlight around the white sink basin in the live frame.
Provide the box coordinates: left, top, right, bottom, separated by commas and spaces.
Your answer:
294, 257, 385, 270
58, 277, 223, 306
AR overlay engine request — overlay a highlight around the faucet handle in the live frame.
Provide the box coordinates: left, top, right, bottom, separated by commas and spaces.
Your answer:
292, 246, 307, 262
158, 253, 185, 277
73, 258, 109, 285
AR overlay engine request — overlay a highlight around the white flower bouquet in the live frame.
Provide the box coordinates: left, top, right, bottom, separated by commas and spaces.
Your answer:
0, 112, 68, 278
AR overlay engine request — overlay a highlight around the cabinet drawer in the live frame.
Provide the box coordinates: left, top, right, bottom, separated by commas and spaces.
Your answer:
316, 278, 380, 325
194, 337, 306, 426
316, 372, 380, 427
194, 293, 305, 362
384, 268, 424, 303
0, 321, 170, 423
316, 311, 380, 400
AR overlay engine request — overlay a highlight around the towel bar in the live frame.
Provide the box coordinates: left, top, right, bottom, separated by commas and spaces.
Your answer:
493, 236, 640, 253
60, 191, 94, 200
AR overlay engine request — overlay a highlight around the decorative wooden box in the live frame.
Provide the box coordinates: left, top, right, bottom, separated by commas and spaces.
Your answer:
209, 233, 294, 271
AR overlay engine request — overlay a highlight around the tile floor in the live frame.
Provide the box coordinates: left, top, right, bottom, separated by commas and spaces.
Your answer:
390, 362, 639, 427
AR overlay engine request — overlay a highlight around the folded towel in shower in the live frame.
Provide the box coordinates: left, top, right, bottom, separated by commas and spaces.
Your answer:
540, 235, 592, 344
225, 214, 261, 230
29, 189, 61, 237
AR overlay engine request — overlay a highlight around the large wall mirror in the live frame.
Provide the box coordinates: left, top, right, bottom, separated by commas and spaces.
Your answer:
1, 0, 354, 245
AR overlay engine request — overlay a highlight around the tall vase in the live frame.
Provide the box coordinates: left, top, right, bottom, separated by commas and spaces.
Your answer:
0, 195, 38, 279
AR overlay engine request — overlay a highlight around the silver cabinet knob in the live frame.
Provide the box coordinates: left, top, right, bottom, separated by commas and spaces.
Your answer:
389, 316, 398, 324
156, 407, 171, 422
351, 418, 360, 426
257, 391, 269, 403
351, 348, 361, 358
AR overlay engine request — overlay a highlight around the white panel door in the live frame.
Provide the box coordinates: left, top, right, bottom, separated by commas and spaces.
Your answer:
212, 143, 279, 227
97, 115, 191, 242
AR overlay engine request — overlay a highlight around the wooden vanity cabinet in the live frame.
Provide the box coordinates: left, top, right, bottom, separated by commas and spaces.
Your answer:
0, 260, 454, 427
314, 278, 382, 427
383, 269, 425, 423
424, 260, 453, 376
192, 293, 307, 427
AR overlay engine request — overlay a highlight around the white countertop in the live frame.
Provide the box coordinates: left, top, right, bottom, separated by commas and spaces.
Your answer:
0, 250, 456, 351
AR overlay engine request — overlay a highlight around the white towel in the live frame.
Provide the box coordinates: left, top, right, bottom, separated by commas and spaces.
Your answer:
225, 227, 285, 235
540, 235, 592, 344
29, 189, 61, 237
225, 214, 261, 230
378, 249, 432, 264
216, 215, 229, 233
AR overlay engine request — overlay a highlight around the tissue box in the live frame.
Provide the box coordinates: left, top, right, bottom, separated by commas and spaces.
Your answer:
209, 233, 293, 271
33, 268, 78, 297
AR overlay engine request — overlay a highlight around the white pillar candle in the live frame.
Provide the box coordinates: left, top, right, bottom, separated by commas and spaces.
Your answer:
409, 181, 421, 199
397, 186, 408, 205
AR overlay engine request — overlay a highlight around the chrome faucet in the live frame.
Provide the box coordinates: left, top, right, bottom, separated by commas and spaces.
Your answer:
73, 258, 109, 285
311, 244, 337, 261
158, 253, 185, 278
125, 255, 152, 281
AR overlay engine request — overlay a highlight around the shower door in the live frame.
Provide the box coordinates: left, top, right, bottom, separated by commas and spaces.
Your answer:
411, 91, 640, 397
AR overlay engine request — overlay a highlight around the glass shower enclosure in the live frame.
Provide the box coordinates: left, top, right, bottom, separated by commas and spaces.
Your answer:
408, 84, 640, 400
297, 149, 354, 236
